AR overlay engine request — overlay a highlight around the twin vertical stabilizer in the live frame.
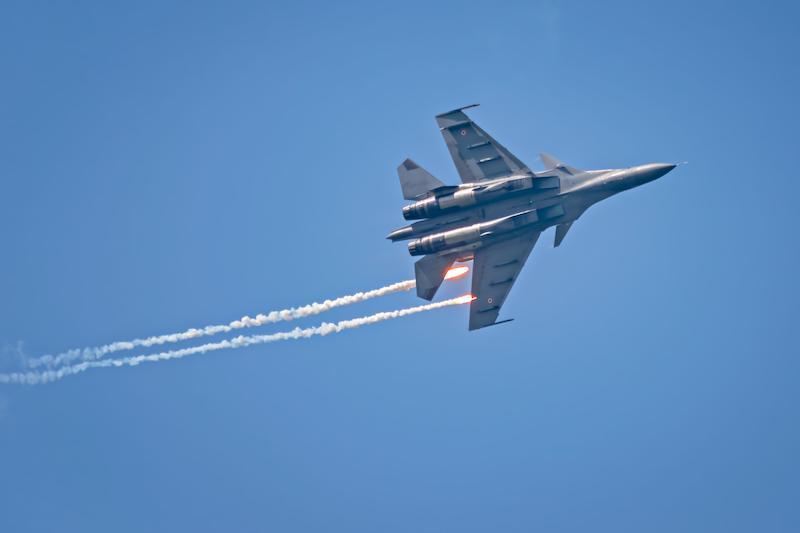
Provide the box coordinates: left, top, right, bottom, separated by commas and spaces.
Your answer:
398, 159, 445, 200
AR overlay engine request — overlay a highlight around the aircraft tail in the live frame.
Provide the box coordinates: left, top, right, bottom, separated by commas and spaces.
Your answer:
414, 253, 456, 300
398, 159, 446, 200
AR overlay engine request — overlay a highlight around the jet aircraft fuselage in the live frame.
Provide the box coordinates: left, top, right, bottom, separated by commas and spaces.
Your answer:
388, 105, 676, 330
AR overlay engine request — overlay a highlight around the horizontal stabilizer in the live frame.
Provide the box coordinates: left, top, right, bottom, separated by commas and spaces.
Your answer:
398, 159, 446, 200
414, 254, 456, 301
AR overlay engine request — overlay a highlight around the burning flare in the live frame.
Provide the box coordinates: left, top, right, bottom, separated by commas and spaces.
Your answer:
444, 265, 470, 281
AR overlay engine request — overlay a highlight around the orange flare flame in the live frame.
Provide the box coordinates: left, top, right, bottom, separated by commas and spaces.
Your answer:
444, 265, 470, 281
453, 294, 476, 305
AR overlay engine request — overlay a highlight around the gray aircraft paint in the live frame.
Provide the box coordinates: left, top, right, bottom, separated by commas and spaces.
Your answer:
388, 105, 676, 330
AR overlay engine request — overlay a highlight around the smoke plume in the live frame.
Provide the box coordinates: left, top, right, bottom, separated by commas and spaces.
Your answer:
1, 295, 471, 386
26, 279, 416, 370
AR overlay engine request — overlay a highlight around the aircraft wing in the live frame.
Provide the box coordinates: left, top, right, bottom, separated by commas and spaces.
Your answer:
468, 230, 540, 330
435, 105, 530, 183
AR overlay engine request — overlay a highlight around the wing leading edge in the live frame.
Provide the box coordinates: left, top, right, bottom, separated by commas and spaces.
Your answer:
469, 230, 540, 330
435, 105, 530, 183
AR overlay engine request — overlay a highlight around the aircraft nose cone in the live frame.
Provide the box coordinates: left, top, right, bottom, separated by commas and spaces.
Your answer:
652, 163, 677, 178
636, 163, 676, 183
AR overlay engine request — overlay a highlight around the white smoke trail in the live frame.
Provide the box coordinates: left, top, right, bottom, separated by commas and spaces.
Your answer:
26, 279, 416, 370
1, 295, 472, 386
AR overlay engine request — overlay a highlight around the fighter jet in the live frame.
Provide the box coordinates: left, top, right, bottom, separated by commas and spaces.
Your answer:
388, 104, 676, 330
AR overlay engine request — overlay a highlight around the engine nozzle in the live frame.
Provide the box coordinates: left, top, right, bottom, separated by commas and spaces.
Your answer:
402, 196, 438, 220
408, 234, 447, 256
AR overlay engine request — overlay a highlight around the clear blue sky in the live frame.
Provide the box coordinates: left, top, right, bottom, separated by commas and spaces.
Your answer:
1, 1, 798, 531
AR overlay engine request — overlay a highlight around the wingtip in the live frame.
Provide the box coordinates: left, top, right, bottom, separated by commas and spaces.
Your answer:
469, 318, 514, 331
435, 103, 480, 118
